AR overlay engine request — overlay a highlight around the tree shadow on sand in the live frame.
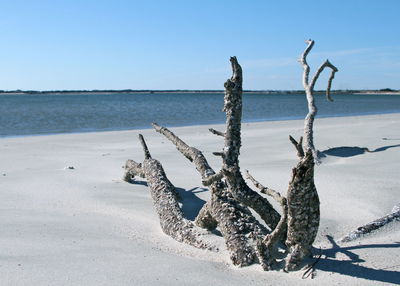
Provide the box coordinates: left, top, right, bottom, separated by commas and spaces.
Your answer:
320, 144, 400, 158
315, 235, 400, 284
175, 187, 207, 221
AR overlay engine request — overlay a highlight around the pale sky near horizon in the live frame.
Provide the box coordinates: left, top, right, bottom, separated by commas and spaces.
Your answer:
0, 0, 399, 91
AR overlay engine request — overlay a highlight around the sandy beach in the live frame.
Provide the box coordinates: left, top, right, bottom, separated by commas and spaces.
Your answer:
1, 113, 399, 285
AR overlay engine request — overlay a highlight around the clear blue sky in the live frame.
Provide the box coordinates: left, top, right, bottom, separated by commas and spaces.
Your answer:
0, 0, 399, 90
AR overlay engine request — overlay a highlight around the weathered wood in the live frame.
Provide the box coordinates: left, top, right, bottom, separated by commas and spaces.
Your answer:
339, 203, 400, 243
123, 159, 145, 182
219, 56, 281, 231
300, 39, 338, 162
246, 170, 288, 270
209, 128, 225, 137
126, 135, 216, 251
152, 123, 268, 267
284, 152, 320, 271
194, 201, 218, 230
289, 135, 304, 159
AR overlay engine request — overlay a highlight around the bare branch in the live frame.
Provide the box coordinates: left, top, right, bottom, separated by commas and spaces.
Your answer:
339, 203, 400, 243
209, 128, 225, 137
289, 135, 304, 158
245, 170, 283, 203
326, 61, 338, 102
152, 122, 215, 178
299, 40, 338, 162
299, 39, 314, 89
212, 152, 224, 157
245, 170, 288, 269
310, 59, 339, 102
202, 171, 223, 186
138, 134, 151, 159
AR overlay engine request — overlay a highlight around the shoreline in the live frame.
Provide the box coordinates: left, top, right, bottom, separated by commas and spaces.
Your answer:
2, 111, 400, 139
1, 90, 400, 96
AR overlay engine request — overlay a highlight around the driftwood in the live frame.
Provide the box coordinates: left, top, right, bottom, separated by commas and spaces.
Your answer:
124, 134, 216, 251
151, 123, 268, 267
339, 203, 400, 243
282, 40, 337, 270
284, 150, 319, 271
300, 39, 338, 162
218, 57, 281, 231
246, 170, 288, 269
122, 43, 338, 272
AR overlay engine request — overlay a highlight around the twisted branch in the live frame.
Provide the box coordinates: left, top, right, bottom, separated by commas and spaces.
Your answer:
300, 39, 338, 161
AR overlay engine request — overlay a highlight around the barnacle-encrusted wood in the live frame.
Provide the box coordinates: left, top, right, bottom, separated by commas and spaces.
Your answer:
152, 123, 268, 267
284, 151, 319, 271
300, 39, 338, 161
123, 159, 145, 182
339, 203, 400, 243
122, 48, 336, 272
124, 134, 216, 251
219, 56, 280, 230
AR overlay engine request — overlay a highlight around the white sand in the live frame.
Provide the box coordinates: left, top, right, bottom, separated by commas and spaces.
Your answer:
1, 113, 399, 285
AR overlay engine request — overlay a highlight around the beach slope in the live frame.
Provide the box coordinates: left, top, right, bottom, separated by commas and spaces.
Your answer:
1, 114, 399, 285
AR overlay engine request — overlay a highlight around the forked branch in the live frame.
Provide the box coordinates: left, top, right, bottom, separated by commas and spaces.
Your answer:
300, 39, 338, 160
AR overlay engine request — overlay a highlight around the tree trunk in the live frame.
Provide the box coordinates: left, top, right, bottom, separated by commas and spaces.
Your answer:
284, 151, 320, 271
220, 57, 281, 231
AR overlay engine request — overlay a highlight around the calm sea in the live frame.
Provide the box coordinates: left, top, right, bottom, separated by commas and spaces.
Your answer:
1, 92, 399, 137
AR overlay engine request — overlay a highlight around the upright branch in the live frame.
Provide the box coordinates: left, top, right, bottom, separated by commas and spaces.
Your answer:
220, 57, 281, 231
284, 152, 320, 271
281, 40, 337, 270
300, 39, 338, 161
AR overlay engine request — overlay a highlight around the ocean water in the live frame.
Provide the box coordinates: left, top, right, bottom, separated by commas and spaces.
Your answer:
1, 92, 399, 137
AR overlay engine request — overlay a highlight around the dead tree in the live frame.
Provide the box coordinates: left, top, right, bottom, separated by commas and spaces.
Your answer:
283, 40, 338, 270
123, 43, 338, 272
300, 39, 338, 162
